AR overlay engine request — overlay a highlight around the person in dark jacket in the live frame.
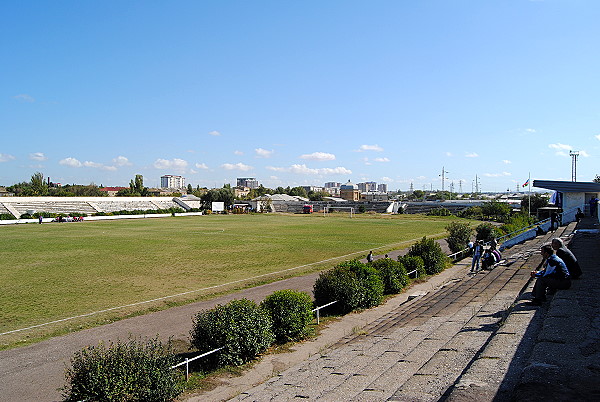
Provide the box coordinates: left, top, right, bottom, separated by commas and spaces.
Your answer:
552, 238, 582, 279
530, 244, 571, 305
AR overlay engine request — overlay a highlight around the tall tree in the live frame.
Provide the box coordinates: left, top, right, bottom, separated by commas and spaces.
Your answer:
30, 172, 48, 196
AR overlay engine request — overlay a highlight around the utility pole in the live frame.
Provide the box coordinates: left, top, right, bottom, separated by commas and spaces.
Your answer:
570, 150, 579, 182
459, 179, 463, 194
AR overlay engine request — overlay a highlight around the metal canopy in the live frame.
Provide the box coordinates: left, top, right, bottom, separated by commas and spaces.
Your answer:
533, 180, 600, 193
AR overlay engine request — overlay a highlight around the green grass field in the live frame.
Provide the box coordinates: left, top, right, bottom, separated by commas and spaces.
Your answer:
1, 213, 456, 348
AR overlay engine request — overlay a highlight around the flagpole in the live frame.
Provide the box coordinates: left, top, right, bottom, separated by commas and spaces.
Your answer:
528, 172, 531, 214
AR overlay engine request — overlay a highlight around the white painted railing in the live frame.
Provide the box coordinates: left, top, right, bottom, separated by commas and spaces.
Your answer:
170, 347, 224, 380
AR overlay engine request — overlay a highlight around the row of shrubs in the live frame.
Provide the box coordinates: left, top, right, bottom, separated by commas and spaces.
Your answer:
62, 236, 449, 401
63, 289, 315, 401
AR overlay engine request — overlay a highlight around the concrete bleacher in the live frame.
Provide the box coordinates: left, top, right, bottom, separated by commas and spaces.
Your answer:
0, 196, 183, 218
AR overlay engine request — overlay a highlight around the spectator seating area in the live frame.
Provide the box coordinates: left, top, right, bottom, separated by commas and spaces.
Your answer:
0, 197, 184, 218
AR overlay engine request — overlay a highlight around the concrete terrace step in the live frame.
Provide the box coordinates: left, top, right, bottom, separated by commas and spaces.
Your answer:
230, 224, 576, 402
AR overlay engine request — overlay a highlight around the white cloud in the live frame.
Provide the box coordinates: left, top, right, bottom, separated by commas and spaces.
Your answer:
525, 128, 537, 133
112, 156, 132, 166
29, 152, 47, 161
503, 160, 512, 164
483, 172, 512, 177
548, 143, 571, 151
59, 157, 83, 167
208, 130, 221, 136
446, 152, 453, 157
222, 162, 253, 171
83, 161, 117, 171
595, 134, 600, 141
374, 157, 390, 162
548, 143, 573, 157
60, 156, 128, 170
267, 164, 351, 176
381, 176, 393, 182
255, 148, 274, 158
300, 152, 336, 161
465, 152, 479, 158
14, 94, 35, 103
0, 153, 16, 162
357, 144, 384, 152
153, 158, 189, 172
580, 150, 590, 157
234, 150, 244, 156
195, 162, 209, 169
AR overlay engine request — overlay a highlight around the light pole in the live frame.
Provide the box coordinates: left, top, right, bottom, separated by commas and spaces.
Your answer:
570, 150, 579, 182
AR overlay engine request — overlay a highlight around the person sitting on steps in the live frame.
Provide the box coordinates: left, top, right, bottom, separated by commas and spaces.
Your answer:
530, 244, 571, 305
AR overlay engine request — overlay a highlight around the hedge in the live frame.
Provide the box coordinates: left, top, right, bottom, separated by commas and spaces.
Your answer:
190, 299, 274, 368
368, 258, 409, 294
261, 290, 314, 343
407, 237, 448, 275
313, 260, 384, 314
62, 337, 182, 402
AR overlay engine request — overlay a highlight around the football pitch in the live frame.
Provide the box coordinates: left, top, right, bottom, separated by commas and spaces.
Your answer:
1, 213, 455, 347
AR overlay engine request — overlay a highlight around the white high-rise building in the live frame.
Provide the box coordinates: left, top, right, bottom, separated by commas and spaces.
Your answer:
237, 177, 259, 189
161, 175, 185, 189
378, 183, 388, 193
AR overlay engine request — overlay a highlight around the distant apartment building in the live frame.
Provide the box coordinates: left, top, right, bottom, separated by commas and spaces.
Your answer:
302, 186, 325, 194
161, 175, 185, 189
377, 183, 388, 193
237, 177, 259, 189
358, 182, 377, 192
324, 182, 341, 188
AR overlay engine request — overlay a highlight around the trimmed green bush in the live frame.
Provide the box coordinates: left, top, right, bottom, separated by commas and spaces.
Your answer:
475, 222, 501, 242
445, 221, 473, 253
190, 299, 274, 368
0, 213, 16, 220
62, 337, 182, 402
407, 237, 448, 275
261, 289, 314, 343
368, 258, 409, 294
313, 260, 384, 314
398, 255, 426, 278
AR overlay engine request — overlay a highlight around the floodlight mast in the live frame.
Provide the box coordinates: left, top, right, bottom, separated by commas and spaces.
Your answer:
570, 150, 579, 182
439, 167, 449, 191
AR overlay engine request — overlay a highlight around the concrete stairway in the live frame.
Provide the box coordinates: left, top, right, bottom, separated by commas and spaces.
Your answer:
231, 225, 573, 401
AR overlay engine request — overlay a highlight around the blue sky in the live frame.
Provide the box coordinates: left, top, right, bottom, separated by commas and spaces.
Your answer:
1, 1, 599, 192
